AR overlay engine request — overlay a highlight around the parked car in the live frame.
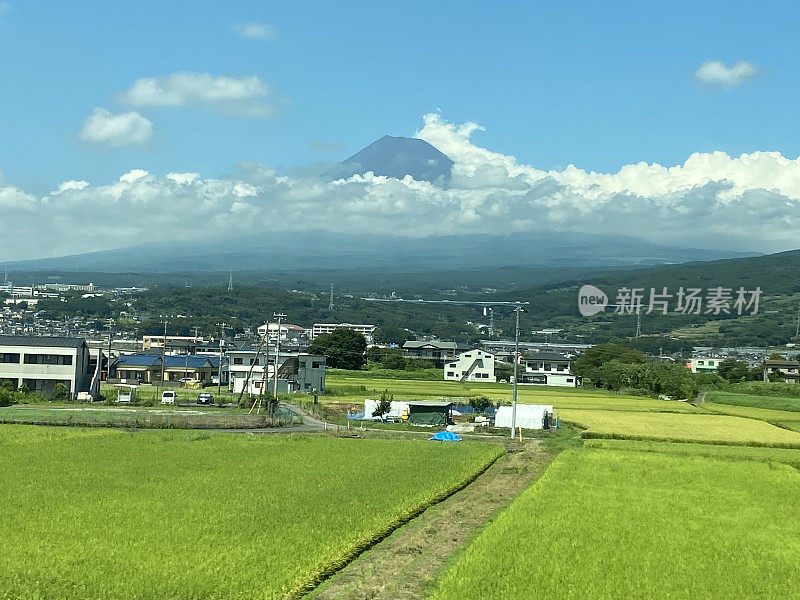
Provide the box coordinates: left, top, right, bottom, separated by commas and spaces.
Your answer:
161, 390, 176, 405
197, 393, 214, 406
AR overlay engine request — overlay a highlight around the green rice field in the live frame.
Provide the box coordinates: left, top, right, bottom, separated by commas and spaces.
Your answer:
0, 425, 502, 600
431, 447, 800, 600
559, 408, 800, 446
325, 373, 698, 412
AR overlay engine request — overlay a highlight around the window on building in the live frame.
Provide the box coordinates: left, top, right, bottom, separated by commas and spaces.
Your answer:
0, 353, 20, 363
23, 354, 72, 365
447, 372, 455, 377
312, 361, 321, 369
544, 363, 552, 371
233, 357, 243, 365
567, 378, 574, 383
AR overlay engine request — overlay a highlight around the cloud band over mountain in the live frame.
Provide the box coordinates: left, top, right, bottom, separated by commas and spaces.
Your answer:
2, 113, 800, 261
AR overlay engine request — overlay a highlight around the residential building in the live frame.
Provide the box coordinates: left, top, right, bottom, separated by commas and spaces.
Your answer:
686, 357, 720, 374
257, 322, 308, 341
226, 349, 326, 395
110, 354, 224, 385
444, 349, 496, 382
518, 352, 580, 387
762, 358, 800, 384
142, 335, 205, 353
402, 340, 469, 367
312, 323, 375, 345
110, 354, 162, 384
0, 335, 93, 398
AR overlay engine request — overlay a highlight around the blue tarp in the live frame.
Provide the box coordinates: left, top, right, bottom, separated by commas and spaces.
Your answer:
429, 431, 461, 441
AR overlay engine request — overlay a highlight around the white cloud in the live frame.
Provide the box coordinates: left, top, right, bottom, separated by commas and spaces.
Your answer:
79, 108, 153, 148
118, 72, 275, 117
3, 114, 800, 260
51, 180, 90, 195
695, 60, 759, 87
166, 172, 199, 185
233, 22, 276, 39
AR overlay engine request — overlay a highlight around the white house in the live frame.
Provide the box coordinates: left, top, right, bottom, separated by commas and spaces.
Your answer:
686, 357, 720, 374
257, 322, 308, 342
444, 349, 496, 382
226, 349, 326, 395
0, 335, 95, 398
518, 352, 579, 387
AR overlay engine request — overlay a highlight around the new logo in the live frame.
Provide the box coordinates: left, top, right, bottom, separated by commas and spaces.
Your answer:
578, 284, 608, 316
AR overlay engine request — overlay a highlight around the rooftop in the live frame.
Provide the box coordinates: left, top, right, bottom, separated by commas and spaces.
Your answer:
0, 335, 86, 349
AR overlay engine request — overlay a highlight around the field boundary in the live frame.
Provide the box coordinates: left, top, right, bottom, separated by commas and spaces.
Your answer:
579, 430, 800, 449
291, 444, 506, 599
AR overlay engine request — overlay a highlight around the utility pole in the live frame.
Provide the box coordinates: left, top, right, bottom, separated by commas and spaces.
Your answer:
273, 313, 286, 402
511, 304, 523, 439
216, 322, 228, 397
795, 300, 800, 339
104, 319, 114, 382
155, 319, 168, 399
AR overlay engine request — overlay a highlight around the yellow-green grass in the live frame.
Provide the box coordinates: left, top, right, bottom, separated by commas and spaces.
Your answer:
584, 438, 800, 467
706, 391, 800, 413
0, 423, 122, 446
431, 448, 800, 600
0, 426, 502, 600
559, 408, 800, 447
701, 401, 800, 424
325, 374, 698, 413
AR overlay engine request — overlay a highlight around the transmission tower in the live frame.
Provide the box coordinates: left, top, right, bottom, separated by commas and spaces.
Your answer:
328, 283, 335, 311
227, 270, 234, 292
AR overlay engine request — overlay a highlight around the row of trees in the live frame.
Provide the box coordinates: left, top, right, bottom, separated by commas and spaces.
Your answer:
574, 343, 700, 400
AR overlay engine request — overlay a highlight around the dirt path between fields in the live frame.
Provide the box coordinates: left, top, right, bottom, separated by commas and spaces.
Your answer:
308, 441, 554, 600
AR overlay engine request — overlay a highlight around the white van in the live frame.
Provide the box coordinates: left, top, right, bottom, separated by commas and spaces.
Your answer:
161, 390, 176, 405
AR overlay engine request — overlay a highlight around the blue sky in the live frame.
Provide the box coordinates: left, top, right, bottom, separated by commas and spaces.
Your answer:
2, 1, 800, 261
0, 0, 797, 193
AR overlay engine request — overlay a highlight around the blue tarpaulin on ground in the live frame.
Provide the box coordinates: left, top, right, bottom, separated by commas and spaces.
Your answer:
429, 431, 461, 442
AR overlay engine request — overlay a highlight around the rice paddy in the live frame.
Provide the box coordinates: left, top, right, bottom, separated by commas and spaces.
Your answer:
559, 408, 800, 446
0, 426, 502, 600
431, 447, 800, 600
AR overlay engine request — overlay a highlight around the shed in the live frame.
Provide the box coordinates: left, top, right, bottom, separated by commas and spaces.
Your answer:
494, 405, 553, 430
407, 401, 453, 427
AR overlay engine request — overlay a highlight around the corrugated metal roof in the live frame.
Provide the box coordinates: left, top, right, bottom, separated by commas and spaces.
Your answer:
0, 335, 86, 349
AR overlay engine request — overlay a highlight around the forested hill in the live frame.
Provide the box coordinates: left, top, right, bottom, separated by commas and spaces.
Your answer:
485, 249, 800, 347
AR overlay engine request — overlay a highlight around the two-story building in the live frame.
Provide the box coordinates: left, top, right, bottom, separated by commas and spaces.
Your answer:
444, 349, 496, 382
518, 352, 580, 387
686, 357, 720, 374
226, 349, 326, 395
0, 335, 94, 398
402, 340, 470, 368
762, 358, 800, 384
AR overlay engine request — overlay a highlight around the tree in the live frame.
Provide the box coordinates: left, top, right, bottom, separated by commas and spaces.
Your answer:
372, 390, 393, 419
381, 354, 407, 370
373, 326, 415, 346
53, 383, 69, 401
308, 328, 367, 370
573, 343, 646, 382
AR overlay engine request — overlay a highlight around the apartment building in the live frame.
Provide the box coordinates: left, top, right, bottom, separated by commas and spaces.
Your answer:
0, 335, 93, 398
